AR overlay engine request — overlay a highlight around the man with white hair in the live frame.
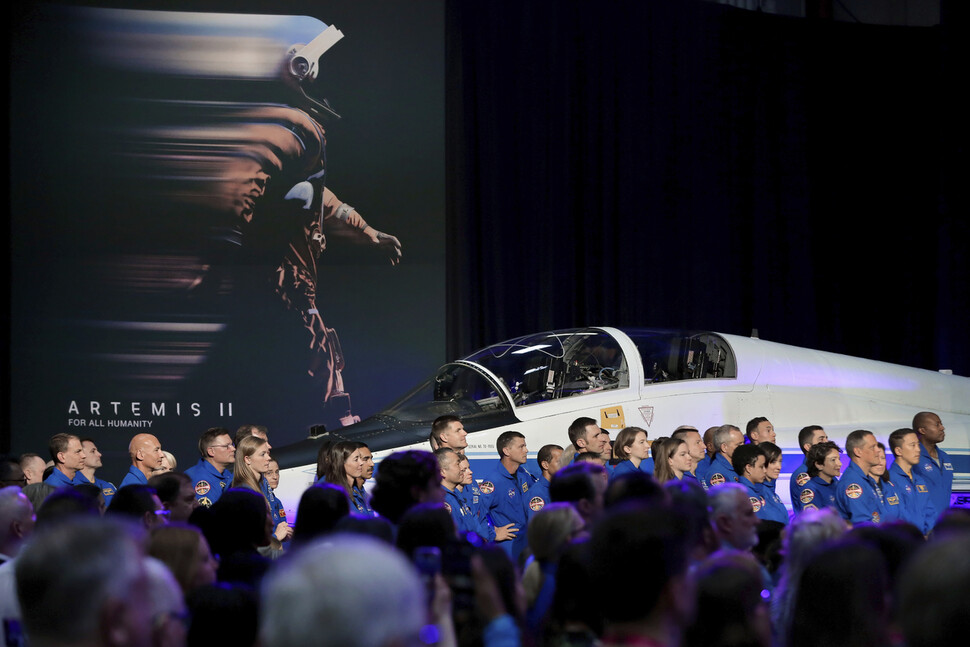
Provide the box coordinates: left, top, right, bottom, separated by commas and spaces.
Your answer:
260, 534, 428, 647
15, 516, 153, 647
708, 483, 760, 552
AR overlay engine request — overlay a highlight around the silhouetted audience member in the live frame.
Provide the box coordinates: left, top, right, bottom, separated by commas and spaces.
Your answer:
603, 469, 666, 511
199, 488, 271, 588
15, 516, 153, 647
684, 551, 772, 647
549, 462, 609, 530
788, 538, 890, 647
144, 556, 188, 647
186, 583, 259, 647
396, 502, 457, 561
34, 487, 100, 529
107, 484, 166, 530
149, 472, 199, 523
332, 513, 396, 544
589, 503, 693, 647
896, 531, 970, 647
260, 534, 428, 647
149, 523, 219, 596
291, 482, 351, 549
370, 450, 442, 526
663, 479, 717, 566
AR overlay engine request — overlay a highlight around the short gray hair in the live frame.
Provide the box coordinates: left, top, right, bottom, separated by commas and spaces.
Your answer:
707, 482, 748, 519
16, 517, 147, 645
713, 425, 740, 453
261, 534, 426, 647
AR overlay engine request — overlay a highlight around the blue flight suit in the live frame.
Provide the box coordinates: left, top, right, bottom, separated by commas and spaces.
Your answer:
44, 467, 75, 489
757, 481, 790, 525
74, 472, 117, 507
351, 484, 376, 517
443, 486, 485, 539
460, 483, 496, 542
916, 445, 954, 518
526, 475, 552, 513
798, 476, 839, 511
479, 461, 538, 561
610, 459, 652, 480
683, 470, 700, 484
259, 478, 286, 528
763, 477, 777, 493
185, 459, 234, 508
119, 465, 148, 489
700, 453, 740, 489
835, 462, 884, 524
888, 462, 938, 534
790, 459, 812, 513
694, 455, 715, 490
874, 477, 904, 524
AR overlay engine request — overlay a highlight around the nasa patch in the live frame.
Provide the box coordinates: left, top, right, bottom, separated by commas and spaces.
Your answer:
508, 488, 516, 499
845, 483, 863, 500
796, 472, 811, 487
709, 473, 726, 486
800, 489, 815, 504
530, 496, 545, 511
480, 481, 495, 494
195, 481, 211, 496
749, 496, 762, 512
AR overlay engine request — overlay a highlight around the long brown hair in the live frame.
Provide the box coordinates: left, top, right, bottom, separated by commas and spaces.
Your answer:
653, 438, 688, 483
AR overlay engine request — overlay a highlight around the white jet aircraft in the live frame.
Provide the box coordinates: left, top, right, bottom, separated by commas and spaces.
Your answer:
272, 327, 970, 518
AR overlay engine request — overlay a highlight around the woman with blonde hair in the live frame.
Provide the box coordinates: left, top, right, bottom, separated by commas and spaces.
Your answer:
653, 437, 694, 483
232, 435, 291, 545
610, 426, 653, 478
522, 502, 585, 635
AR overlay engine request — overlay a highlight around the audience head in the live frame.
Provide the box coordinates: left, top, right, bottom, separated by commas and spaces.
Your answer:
0, 485, 35, 557
788, 537, 890, 647
107, 484, 167, 529
292, 482, 351, 547
20, 453, 48, 485
315, 438, 335, 481
549, 461, 608, 524
708, 483, 759, 551
143, 555, 188, 647
395, 502, 456, 559
370, 450, 442, 525
604, 469, 666, 510
896, 532, 970, 647
15, 516, 153, 647
589, 503, 694, 635
685, 550, 772, 647
0, 457, 27, 489
34, 487, 100, 529
148, 522, 219, 595
260, 533, 427, 647
204, 487, 272, 557
149, 472, 198, 523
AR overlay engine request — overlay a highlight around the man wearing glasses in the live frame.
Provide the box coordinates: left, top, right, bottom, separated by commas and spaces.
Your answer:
185, 427, 236, 507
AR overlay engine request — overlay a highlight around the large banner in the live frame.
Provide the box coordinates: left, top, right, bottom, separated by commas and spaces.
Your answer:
9, 1, 445, 477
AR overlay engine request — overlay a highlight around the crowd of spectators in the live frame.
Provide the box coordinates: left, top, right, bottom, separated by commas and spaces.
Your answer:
1, 412, 968, 647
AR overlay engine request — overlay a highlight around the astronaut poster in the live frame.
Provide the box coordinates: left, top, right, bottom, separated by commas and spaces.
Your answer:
9, 1, 446, 474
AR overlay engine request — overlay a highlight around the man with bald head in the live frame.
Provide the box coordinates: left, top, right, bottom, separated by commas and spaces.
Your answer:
119, 434, 164, 488
18, 455, 47, 486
